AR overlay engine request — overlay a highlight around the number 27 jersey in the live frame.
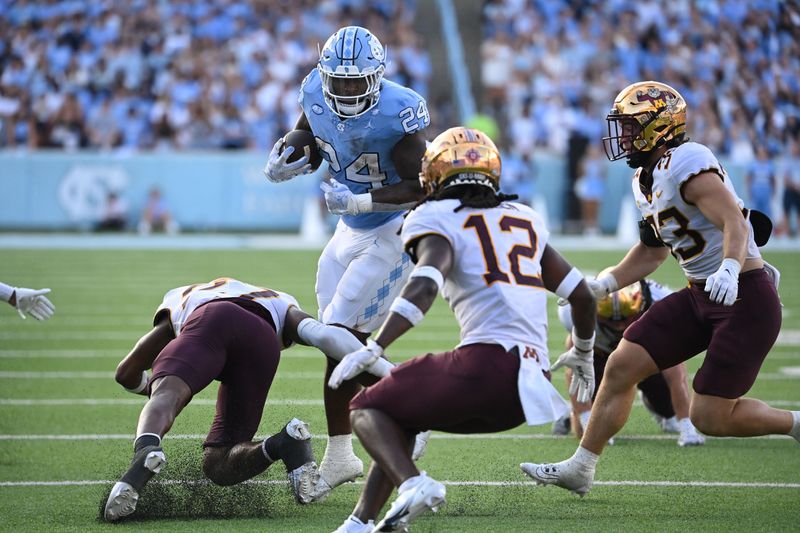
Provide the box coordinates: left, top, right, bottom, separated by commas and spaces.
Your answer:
299, 68, 430, 230
401, 200, 551, 358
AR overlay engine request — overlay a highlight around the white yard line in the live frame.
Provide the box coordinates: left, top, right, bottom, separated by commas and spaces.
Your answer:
0, 432, 794, 442
0, 478, 797, 489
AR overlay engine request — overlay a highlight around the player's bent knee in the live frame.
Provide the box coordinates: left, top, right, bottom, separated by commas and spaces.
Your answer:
689, 397, 734, 436
202, 448, 237, 486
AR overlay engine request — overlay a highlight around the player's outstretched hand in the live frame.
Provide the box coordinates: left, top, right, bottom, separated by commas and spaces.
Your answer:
320, 179, 359, 215
264, 138, 312, 183
328, 339, 383, 389
551, 347, 594, 403
704, 258, 740, 306
12, 287, 55, 321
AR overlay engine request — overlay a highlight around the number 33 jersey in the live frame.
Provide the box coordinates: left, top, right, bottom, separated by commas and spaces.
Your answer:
633, 141, 760, 280
401, 199, 551, 358
299, 68, 430, 230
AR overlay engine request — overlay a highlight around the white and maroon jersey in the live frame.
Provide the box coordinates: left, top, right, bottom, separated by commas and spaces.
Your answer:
155, 278, 300, 347
633, 142, 760, 280
401, 199, 551, 359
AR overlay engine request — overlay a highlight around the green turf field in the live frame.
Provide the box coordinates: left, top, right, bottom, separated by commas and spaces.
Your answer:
1, 248, 798, 532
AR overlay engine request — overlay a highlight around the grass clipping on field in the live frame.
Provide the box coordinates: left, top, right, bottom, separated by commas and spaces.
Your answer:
97, 442, 294, 521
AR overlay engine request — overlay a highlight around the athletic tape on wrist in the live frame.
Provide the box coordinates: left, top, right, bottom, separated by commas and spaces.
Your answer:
355, 193, 373, 214
554, 267, 583, 299
571, 329, 595, 355
409, 265, 444, 291
389, 297, 425, 326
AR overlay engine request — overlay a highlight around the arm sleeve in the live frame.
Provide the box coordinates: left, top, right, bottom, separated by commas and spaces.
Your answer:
297, 318, 393, 377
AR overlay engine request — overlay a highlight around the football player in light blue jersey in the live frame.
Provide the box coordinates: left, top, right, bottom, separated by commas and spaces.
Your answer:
264, 26, 431, 501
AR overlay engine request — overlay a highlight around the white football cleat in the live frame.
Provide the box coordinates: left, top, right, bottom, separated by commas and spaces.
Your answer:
373, 472, 446, 532
660, 416, 680, 434
520, 459, 594, 496
334, 514, 375, 533
677, 419, 706, 447
103, 448, 166, 521
412, 431, 431, 461
288, 461, 319, 504
310, 453, 364, 502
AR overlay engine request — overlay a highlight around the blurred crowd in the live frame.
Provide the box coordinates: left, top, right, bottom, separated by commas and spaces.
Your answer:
482, 0, 800, 234
0, 0, 431, 151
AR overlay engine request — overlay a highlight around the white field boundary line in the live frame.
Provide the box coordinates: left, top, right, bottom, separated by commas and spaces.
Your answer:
0, 432, 795, 442
0, 479, 797, 489
2, 398, 799, 408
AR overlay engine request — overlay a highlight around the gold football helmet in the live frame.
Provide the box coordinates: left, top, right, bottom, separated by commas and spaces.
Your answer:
597, 275, 644, 323
419, 127, 501, 195
603, 81, 687, 166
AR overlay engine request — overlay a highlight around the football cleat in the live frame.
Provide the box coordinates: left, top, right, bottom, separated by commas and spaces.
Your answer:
103, 446, 166, 521
373, 472, 446, 532
334, 514, 375, 533
412, 430, 431, 461
551, 413, 572, 436
288, 461, 319, 504
677, 419, 706, 447
520, 459, 594, 497
309, 453, 364, 502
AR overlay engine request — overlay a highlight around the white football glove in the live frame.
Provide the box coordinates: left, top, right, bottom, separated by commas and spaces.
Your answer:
12, 287, 55, 321
551, 334, 595, 404
263, 138, 312, 183
320, 179, 372, 215
328, 339, 383, 389
586, 272, 619, 300
704, 258, 740, 306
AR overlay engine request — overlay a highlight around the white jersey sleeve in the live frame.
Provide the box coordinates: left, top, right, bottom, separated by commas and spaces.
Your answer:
667, 142, 724, 191
155, 278, 301, 348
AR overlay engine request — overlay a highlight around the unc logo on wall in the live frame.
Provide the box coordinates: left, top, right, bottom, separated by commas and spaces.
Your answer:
58, 165, 129, 222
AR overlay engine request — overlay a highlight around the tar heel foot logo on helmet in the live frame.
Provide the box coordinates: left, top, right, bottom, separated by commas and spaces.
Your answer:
318, 26, 386, 118
419, 127, 502, 195
602, 81, 687, 168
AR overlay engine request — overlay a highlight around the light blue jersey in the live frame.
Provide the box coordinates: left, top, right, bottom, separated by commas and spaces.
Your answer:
300, 68, 430, 229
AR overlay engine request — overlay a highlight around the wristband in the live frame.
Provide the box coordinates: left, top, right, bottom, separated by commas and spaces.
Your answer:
719, 257, 741, 278
571, 329, 595, 355
600, 272, 619, 294
354, 193, 373, 214
0, 282, 13, 302
554, 267, 583, 299
366, 338, 385, 356
125, 370, 150, 394
389, 297, 425, 326
409, 265, 444, 291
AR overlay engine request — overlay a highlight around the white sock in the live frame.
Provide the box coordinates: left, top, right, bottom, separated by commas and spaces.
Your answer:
578, 410, 591, 431
571, 446, 599, 469
323, 434, 354, 462
789, 411, 800, 442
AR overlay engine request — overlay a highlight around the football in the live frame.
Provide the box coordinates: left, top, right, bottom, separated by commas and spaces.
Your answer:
281, 129, 323, 171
